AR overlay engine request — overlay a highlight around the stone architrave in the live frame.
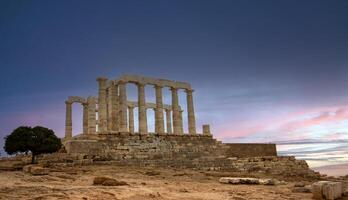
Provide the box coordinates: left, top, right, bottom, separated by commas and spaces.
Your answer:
97, 77, 108, 133
185, 89, 196, 134
82, 103, 88, 134
128, 105, 134, 134
171, 87, 182, 134
138, 83, 148, 134
154, 85, 164, 133
165, 109, 172, 134
65, 101, 72, 138
87, 96, 96, 134
118, 81, 128, 132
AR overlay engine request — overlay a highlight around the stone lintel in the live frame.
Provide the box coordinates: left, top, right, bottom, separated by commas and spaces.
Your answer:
113, 74, 192, 90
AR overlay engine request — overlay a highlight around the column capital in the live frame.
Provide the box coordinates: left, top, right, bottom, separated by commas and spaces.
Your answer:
118, 80, 127, 85
154, 84, 163, 89
96, 77, 108, 82
65, 101, 72, 105
170, 87, 178, 92
185, 88, 194, 93
128, 105, 134, 109
136, 82, 146, 87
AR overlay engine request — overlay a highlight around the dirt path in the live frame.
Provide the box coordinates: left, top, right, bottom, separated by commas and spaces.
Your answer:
0, 165, 331, 200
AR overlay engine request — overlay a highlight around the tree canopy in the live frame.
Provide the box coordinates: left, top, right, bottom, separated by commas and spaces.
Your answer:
4, 126, 62, 163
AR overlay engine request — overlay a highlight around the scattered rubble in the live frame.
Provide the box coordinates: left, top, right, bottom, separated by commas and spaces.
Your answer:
219, 177, 279, 185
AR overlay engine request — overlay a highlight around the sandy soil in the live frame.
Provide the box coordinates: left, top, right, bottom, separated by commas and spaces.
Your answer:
1, 164, 335, 200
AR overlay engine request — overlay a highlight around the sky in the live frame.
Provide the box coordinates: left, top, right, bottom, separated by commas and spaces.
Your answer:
1, 0, 348, 170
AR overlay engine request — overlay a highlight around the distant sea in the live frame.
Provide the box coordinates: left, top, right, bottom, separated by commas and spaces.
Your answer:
277, 142, 348, 176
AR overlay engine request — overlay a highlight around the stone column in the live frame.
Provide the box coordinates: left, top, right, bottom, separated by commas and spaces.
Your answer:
82, 103, 88, 134
87, 96, 96, 134
114, 85, 119, 132
179, 110, 184, 134
154, 85, 164, 133
137, 83, 148, 134
97, 77, 108, 133
128, 105, 134, 134
185, 89, 196, 134
118, 81, 128, 132
171, 87, 182, 134
165, 109, 172, 134
65, 101, 72, 138
107, 82, 118, 132
203, 124, 211, 135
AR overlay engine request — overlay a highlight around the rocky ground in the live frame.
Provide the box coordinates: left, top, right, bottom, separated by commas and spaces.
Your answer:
1, 164, 347, 200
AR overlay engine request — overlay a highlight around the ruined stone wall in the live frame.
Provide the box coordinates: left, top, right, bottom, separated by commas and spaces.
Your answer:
222, 143, 277, 158
64, 134, 277, 160
64, 134, 222, 160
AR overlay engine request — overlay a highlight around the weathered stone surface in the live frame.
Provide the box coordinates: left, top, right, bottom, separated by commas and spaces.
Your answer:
312, 181, 342, 200
292, 186, 312, 193
93, 176, 128, 186
23, 165, 49, 175
219, 177, 259, 184
259, 178, 278, 185
220, 177, 281, 185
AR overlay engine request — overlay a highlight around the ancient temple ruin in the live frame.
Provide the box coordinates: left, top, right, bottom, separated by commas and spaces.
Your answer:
59, 75, 319, 178
64, 74, 210, 137
63, 75, 277, 159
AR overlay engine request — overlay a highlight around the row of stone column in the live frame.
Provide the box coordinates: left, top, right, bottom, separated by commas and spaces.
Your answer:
65, 97, 96, 138
127, 105, 181, 134
97, 78, 196, 135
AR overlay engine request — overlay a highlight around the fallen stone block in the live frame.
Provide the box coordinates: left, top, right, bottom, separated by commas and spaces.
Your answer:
93, 176, 128, 186
312, 181, 342, 200
219, 177, 279, 185
292, 185, 312, 193
23, 165, 49, 175
144, 171, 160, 176
30, 166, 49, 175
259, 178, 278, 185
219, 177, 259, 184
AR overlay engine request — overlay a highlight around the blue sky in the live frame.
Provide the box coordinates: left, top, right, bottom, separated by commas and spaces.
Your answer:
1, 1, 348, 168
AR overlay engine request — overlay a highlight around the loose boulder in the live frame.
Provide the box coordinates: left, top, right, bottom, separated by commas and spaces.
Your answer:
23, 165, 49, 175
312, 181, 342, 200
220, 177, 274, 185
93, 176, 128, 186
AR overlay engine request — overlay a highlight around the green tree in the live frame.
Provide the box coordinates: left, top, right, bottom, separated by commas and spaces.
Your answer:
4, 126, 62, 163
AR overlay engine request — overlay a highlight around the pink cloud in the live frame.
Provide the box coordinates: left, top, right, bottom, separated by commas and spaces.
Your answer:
215, 105, 348, 142
281, 108, 348, 132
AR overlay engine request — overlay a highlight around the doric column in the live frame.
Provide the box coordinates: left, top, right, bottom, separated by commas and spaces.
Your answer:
128, 105, 134, 134
171, 87, 181, 134
87, 96, 96, 134
154, 85, 164, 133
137, 83, 148, 134
65, 101, 72, 138
165, 109, 172, 134
118, 81, 128, 132
203, 124, 211, 135
82, 103, 88, 134
114, 85, 119, 132
185, 89, 196, 134
179, 110, 184, 134
107, 82, 118, 132
97, 77, 108, 133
